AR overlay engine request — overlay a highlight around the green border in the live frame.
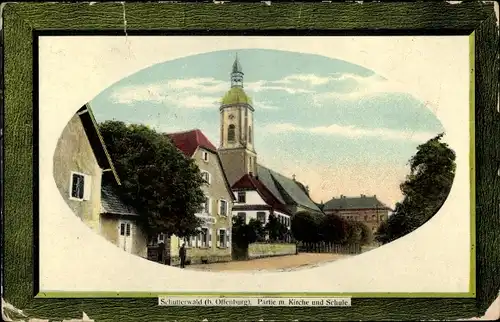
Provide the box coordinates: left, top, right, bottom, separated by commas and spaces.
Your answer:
2, 2, 499, 321
469, 31, 476, 298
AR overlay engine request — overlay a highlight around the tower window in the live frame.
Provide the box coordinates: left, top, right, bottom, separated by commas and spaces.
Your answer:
248, 126, 252, 144
228, 124, 235, 142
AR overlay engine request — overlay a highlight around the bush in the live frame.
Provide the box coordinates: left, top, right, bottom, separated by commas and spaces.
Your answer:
319, 214, 349, 244
265, 213, 288, 242
291, 211, 322, 243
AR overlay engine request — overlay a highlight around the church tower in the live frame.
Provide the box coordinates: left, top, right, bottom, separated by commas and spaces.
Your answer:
218, 54, 257, 186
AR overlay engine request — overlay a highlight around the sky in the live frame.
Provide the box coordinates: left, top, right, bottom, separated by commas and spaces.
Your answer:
90, 48, 445, 208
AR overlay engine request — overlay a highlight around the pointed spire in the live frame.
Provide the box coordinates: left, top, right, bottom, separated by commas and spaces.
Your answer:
232, 53, 242, 73
230, 53, 244, 88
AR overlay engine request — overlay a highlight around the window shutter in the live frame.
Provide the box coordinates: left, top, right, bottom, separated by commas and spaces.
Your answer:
207, 198, 212, 215
83, 174, 92, 200
208, 229, 212, 248
226, 228, 231, 248
216, 229, 221, 248
196, 234, 200, 247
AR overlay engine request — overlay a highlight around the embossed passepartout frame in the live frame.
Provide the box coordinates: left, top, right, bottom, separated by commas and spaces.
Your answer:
2, 2, 499, 321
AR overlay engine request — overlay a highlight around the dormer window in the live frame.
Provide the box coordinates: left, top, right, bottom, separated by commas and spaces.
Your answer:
202, 150, 209, 162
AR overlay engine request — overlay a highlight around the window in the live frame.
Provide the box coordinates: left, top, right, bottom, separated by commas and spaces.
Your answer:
70, 172, 91, 201
257, 212, 266, 223
202, 151, 209, 162
228, 124, 236, 142
199, 227, 209, 247
120, 222, 131, 236
237, 191, 246, 203
248, 126, 252, 144
372, 215, 376, 221
157, 233, 165, 244
237, 212, 246, 222
364, 215, 368, 221
201, 171, 211, 185
219, 199, 228, 216
217, 229, 230, 248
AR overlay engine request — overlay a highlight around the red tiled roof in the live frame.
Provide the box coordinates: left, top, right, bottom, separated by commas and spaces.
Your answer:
166, 129, 217, 157
232, 173, 291, 216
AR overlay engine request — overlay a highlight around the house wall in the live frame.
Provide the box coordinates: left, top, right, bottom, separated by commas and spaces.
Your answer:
248, 242, 297, 259
168, 147, 234, 265
218, 148, 256, 186
234, 190, 267, 205
324, 208, 390, 232
231, 209, 291, 229
100, 215, 148, 258
53, 113, 103, 232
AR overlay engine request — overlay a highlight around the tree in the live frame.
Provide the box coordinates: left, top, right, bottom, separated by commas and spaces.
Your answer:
346, 221, 373, 246
265, 213, 288, 241
232, 216, 258, 247
99, 121, 206, 238
291, 211, 322, 243
319, 214, 349, 244
248, 218, 266, 242
377, 133, 456, 243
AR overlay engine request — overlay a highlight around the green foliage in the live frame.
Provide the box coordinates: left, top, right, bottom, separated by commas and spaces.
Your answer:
265, 213, 288, 241
231, 216, 259, 250
291, 211, 322, 243
347, 221, 373, 246
248, 218, 266, 242
98, 120, 206, 237
319, 214, 348, 243
377, 133, 456, 243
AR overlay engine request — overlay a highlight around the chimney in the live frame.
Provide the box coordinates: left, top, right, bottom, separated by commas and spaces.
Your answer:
249, 171, 253, 177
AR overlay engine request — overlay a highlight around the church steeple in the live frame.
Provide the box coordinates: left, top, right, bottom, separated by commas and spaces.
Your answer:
219, 53, 257, 186
231, 54, 244, 88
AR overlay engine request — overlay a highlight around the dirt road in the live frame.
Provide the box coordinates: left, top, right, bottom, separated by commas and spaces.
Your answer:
187, 253, 350, 272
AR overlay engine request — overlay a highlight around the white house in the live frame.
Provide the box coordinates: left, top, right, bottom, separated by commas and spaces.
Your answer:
231, 172, 292, 229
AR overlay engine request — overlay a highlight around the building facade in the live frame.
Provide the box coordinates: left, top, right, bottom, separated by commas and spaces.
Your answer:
323, 194, 392, 232
231, 173, 292, 229
166, 129, 235, 265
53, 104, 148, 258
218, 56, 323, 218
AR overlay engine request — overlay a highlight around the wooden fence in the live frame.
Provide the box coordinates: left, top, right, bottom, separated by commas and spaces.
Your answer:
297, 242, 361, 255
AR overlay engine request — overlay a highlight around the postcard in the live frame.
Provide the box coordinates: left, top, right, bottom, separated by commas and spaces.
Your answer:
37, 35, 472, 297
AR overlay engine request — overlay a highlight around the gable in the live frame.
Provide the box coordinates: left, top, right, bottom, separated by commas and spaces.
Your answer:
77, 104, 120, 185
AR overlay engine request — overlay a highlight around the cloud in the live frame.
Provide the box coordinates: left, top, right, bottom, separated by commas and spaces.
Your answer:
313, 73, 409, 103
254, 100, 281, 110
245, 80, 314, 94
108, 72, 410, 109
265, 122, 438, 143
109, 78, 224, 108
